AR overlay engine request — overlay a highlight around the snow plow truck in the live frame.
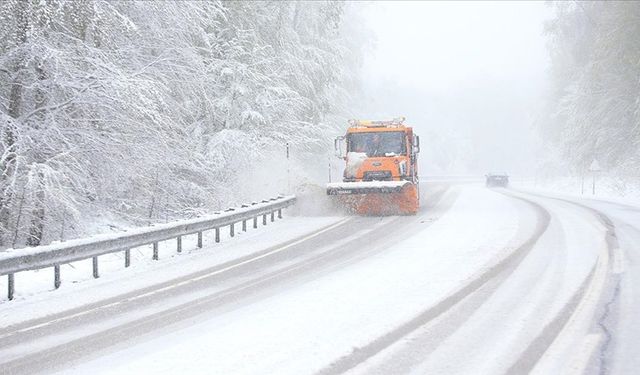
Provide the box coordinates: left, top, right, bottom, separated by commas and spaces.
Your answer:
326, 117, 420, 215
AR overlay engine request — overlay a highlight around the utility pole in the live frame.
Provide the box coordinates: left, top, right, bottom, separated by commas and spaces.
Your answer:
286, 142, 290, 194
589, 159, 601, 196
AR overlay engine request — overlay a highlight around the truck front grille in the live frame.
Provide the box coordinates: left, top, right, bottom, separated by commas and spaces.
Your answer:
363, 170, 393, 181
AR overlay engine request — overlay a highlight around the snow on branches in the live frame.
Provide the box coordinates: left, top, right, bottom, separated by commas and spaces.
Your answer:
0, 1, 363, 248
542, 2, 640, 176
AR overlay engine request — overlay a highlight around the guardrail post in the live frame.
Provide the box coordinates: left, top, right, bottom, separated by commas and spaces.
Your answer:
93, 257, 99, 278
0, 196, 296, 302
8, 273, 14, 300
54, 265, 61, 289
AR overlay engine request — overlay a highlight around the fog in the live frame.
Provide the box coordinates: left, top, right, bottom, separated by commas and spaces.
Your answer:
2, 1, 637, 246
357, 1, 553, 176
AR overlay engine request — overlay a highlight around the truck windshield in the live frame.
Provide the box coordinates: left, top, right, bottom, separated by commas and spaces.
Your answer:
347, 132, 406, 157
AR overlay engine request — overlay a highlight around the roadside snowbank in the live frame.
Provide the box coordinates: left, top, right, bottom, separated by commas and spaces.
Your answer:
0, 216, 344, 327
513, 177, 640, 208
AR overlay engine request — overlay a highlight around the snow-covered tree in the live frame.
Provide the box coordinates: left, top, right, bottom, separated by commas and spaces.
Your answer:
541, 1, 640, 176
0, 1, 364, 248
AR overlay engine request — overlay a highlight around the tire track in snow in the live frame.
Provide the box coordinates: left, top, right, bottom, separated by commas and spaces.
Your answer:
317, 190, 551, 375
506, 192, 619, 375
596, 278, 621, 375
576, 199, 640, 375
0, 185, 455, 374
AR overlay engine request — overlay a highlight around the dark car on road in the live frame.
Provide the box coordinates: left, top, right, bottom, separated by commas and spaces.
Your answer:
486, 173, 509, 187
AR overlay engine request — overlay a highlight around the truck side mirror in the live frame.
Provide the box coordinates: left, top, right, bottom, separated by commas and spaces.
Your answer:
413, 135, 420, 154
334, 136, 346, 159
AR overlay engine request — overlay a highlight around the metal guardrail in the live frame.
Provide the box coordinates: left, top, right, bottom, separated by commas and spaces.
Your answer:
0, 195, 296, 300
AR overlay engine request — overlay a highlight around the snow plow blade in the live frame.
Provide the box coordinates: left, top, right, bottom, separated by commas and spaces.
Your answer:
326, 181, 419, 215
326, 181, 409, 195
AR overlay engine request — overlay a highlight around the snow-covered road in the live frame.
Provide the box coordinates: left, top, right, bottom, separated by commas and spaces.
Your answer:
556, 197, 640, 375
0, 183, 633, 374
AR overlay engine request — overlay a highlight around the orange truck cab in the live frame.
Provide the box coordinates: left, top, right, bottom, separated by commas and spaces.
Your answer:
327, 117, 420, 215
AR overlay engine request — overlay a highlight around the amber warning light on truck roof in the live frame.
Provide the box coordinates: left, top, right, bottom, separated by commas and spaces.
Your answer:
348, 117, 406, 128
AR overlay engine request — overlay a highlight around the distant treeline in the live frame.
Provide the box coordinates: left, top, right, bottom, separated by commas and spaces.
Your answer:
0, 1, 362, 248
541, 2, 640, 176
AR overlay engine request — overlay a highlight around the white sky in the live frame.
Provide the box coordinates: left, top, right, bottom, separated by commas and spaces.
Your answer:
356, 1, 553, 175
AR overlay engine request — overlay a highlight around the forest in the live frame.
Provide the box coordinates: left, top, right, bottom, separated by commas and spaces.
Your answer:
1, 1, 639, 249
0, 1, 362, 248
541, 1, 640, 178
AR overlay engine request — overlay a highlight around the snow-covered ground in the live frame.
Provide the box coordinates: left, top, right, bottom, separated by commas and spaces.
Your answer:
1, 183, 634, 374
513, 177, 640, 208
508, 186, 640, 375
54, 185, 531, 374
0, 215, 344, 326
577, 198, 640, 375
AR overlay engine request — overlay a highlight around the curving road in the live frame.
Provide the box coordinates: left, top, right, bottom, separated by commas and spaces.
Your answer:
0, 182, 635, 374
